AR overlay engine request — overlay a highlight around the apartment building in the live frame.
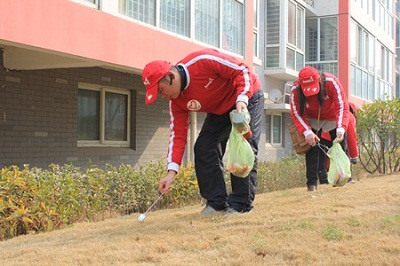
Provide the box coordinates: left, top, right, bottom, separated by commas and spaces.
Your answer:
262, 0, 397, 160
0, 0, 396, 169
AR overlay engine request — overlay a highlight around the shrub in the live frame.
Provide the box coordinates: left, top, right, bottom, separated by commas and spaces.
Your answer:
0, 156, 331, 241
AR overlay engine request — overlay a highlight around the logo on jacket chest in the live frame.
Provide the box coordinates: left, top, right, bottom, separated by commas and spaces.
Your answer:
204, 78, 214, 89
187, 100, 201, 111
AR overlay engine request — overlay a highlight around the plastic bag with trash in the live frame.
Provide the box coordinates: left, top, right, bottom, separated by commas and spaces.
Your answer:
226, 110, 255, 178
327, 139, 351, 187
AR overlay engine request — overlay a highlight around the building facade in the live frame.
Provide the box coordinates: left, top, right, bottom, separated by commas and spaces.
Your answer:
0, 0, 397, 169
262, 0, 397, 161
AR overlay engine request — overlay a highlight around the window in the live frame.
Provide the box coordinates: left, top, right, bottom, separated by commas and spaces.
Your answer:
121, 0, 245, 56
222, 0, 244, 55
78, 83, 131, 147
265, 114, 282, 145
320, 17, 338, 61
195, 0, 219, 47
286, 1, 304, 71
265, 0, 280, 68
350, 38, 394, 101
160, 0, 190, 37
123, 0, 156, 25
306, 19, 318, 62
271, 115, 282, 145
306, 16, 338, 74
253, 0, 259, 58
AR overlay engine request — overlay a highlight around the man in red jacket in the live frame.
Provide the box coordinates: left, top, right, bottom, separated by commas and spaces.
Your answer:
290, 66, 350, 191
142, 48, 264, 215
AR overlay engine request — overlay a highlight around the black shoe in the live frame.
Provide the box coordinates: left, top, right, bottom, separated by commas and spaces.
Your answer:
319, 179, 329, 185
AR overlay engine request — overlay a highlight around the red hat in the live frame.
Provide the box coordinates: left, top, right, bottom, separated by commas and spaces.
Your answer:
298, 66, 320, 96
142, 60, 172, 104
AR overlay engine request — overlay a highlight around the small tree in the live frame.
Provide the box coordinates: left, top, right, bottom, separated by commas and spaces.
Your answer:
356, 98, 400, 174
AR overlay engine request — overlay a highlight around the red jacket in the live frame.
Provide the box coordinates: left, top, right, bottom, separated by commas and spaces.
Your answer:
290, 72, 350, 136
346, 114, 359, 158
167, 48, 261, 172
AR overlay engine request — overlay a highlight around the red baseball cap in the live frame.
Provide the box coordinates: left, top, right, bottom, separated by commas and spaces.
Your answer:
142, 60, 172, 104
298, 66, 320, 96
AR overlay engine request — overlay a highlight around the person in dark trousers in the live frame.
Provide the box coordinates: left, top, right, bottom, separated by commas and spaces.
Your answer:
141, 48, 264, 215
290, 66, 350, 191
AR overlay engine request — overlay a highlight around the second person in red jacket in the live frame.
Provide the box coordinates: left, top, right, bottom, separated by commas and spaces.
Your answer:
290, 66, 351, 191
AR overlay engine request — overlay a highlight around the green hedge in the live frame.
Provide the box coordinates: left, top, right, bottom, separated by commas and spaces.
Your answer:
0, 156, 308, 240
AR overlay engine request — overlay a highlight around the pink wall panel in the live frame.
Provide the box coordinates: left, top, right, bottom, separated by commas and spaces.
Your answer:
0, 0, 207, 71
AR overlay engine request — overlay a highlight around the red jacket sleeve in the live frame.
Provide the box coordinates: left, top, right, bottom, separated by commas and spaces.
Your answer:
290, 84, 311, 135
166, 102, 189, 172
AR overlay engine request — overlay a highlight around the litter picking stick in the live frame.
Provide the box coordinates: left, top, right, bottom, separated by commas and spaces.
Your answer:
317, 142, 330, 158
137, 192, 165, 222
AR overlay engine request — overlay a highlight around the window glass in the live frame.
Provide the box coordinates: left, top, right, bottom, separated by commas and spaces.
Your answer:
296, 52, 304, 71
368, 32, 375, 72
296, 6, 304, 50
160, 0, 190, 37
362, 71, 368, 99
266, 47, 280, 68
287, 1, 296, 46
253, 0, 259, 58
376, 44, 383, 78
105, 92, 128, 141
272, 115, 282, 144
388, 52, 393, 82
350, 65, 356, 95
266, 0, 280, 45
195, 0, 219, 47
305, 19, 317, 62
222, 0, 244, 54
355, 68, 362, 97
78, 89, 100, 140
362, 32, 369, 69
78, 85, 130, 147
124, 0, 156, 25
286, 47, 295, 70
368, 74, 374, 101
320, 17, 338, 61
120, 0, 246, 56
265, 114, 271, 144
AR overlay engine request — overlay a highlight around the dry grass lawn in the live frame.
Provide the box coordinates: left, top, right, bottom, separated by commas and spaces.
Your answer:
0, 173, 399, 266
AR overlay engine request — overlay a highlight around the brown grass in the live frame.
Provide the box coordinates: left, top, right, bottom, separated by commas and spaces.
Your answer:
1, 173, 399, 266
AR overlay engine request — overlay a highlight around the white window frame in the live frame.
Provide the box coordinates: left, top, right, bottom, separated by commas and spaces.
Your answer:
78, 83, 131, 147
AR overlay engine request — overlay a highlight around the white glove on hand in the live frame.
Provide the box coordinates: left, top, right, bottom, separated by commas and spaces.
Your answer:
336, 127, 345, 142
